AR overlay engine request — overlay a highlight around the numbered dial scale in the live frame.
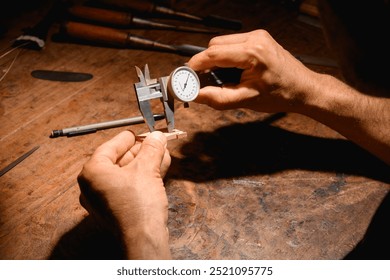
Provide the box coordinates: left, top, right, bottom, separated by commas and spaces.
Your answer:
168, 66, 200, 102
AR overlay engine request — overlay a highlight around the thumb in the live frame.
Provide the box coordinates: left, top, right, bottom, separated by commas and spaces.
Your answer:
134, 131, 168, 173
195, 85, 242, 110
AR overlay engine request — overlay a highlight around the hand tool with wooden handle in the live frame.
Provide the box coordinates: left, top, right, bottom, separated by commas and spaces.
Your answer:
61, 21, 206, 56
97, 0, 242, 30
68, 5, 218, 34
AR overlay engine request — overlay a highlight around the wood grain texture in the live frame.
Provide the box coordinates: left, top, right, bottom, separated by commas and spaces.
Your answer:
1, 0, 389, 260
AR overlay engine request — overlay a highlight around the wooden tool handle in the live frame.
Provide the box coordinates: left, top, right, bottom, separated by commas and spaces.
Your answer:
68, 6, 133, 26
98, 0, 155, 13
63, 21, 173, 52
63, 21, 129, 46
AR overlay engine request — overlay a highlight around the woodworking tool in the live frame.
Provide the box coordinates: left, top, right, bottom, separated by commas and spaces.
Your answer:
97, 0, 242, 30
0, 146, 40, 177
68, 5, 218, 34
61, 21, 206, 56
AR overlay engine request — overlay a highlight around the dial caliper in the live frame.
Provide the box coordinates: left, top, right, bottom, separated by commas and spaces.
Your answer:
133, 64, 200, 140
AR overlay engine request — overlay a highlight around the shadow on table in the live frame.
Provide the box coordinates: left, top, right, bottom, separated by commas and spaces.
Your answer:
49, 194, 390, 260
344, 192, 390, 260
49, 216, 125, 260
49, 117, 390, 259
168, 118, 390, 183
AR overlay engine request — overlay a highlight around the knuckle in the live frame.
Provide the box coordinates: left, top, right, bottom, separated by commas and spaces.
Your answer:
205, 45, 220, 59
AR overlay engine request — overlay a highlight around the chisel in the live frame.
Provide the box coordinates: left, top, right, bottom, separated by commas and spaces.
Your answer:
96, 0, 242, 30
68, 5, 218, 34
61, 21, 206, 56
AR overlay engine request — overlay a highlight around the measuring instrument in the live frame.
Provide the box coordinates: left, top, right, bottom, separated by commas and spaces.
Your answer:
50, 64, 201, 139
167, 66, 200, 102
134, 64, 200, 135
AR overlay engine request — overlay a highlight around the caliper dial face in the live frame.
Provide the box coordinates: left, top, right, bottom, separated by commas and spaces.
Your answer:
168, 66, 200, 102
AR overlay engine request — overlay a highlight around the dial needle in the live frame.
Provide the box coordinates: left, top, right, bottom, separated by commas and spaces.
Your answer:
183, 73, 190, 90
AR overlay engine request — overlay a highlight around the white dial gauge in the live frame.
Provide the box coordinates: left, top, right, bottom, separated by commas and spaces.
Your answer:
168, 66, 200, 102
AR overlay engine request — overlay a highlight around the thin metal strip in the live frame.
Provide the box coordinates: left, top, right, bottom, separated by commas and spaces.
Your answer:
0, 146, 40, 177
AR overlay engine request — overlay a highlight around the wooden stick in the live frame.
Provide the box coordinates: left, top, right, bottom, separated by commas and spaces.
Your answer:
136, 128, 187, 141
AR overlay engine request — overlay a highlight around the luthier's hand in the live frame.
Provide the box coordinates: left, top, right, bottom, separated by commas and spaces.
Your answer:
77, 130, 172, 259
188, 29, 390, 166
187, 29, 314, 113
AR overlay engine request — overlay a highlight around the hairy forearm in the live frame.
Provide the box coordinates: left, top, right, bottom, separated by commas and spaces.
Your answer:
297, 72, 390, 165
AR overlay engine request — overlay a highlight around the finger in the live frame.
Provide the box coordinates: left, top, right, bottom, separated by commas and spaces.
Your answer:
188, 43, 253, 72
117, 137, 167, 169
127, 140, 171, 177
117, 142, 141, 167
195, 84, 254, 110
125, 131, 168, 173
207, 32, 250, 46
129, 142, 142, 155
91, 130, 136, 165
160, 148, 171, 178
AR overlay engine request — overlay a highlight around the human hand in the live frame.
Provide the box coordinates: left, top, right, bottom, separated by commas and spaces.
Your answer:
77, 130, 171, 259
187, 29, 315, 113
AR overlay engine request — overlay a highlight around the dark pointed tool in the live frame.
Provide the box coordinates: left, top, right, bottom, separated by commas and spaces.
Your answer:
61, 21, 206, 56
68, 5, 219, 34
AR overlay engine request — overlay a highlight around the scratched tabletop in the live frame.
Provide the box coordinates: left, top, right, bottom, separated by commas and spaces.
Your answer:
1, 0, 389, 260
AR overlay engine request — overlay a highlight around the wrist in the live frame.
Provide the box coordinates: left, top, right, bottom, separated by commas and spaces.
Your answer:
294, 72, 340, 116
122, 223, 171, 260
277, 64, 326, 114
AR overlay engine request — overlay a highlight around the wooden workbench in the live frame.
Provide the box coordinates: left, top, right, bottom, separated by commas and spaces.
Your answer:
1, 0, 389, 260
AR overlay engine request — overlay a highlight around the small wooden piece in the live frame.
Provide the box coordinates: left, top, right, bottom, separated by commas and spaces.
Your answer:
136, 128, 187, 141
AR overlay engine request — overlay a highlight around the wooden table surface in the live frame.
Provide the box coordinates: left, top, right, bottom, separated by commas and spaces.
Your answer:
1, 0, 389, 260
